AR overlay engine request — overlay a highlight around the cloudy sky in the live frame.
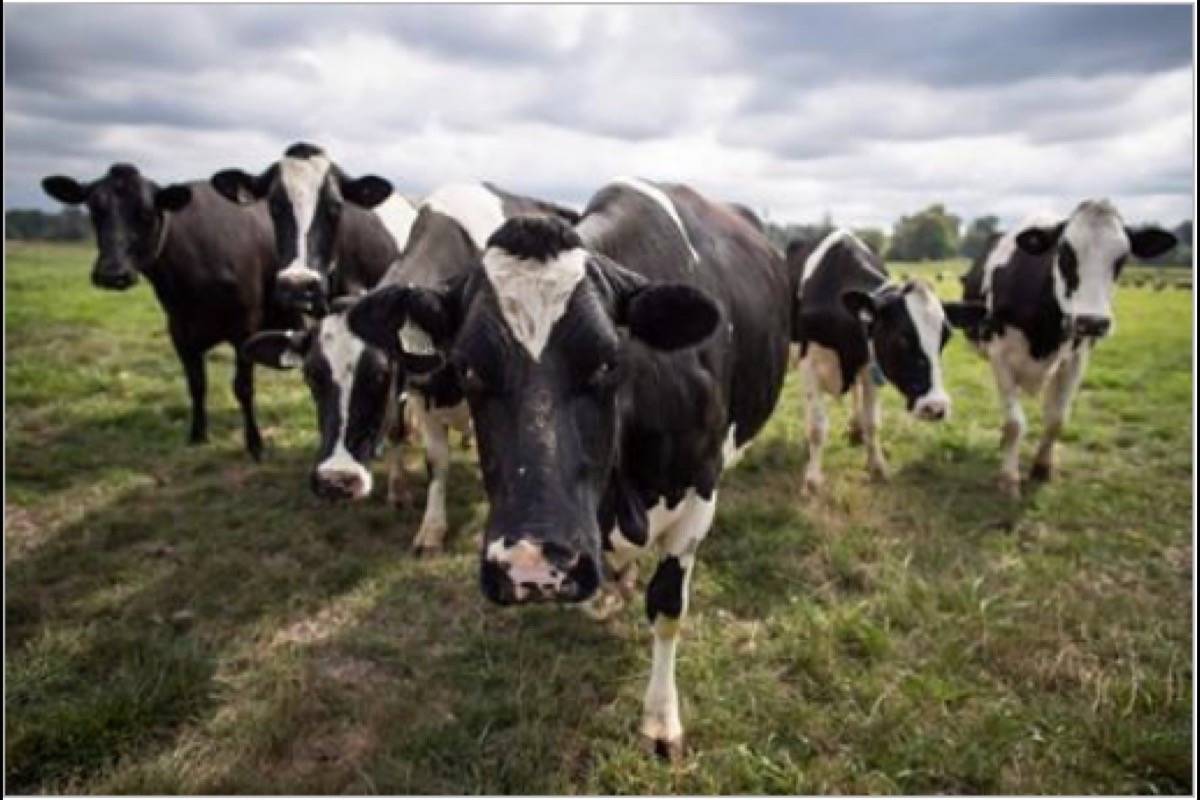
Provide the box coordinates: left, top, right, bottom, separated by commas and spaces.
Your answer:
4, 4, 1194, 228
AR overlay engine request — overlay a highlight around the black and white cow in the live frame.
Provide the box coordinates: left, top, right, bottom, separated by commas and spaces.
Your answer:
788, 229, 981, 492
244, 182, 579, 554
210, 142, 416, 313
347, 177, 792, 757
41, 163, 302, 459
946, 199, 1176, 497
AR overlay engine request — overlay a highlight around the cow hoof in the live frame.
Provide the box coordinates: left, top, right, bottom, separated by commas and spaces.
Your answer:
997, 474, 1022, 499
580, 589, 625, 621
847, 426, 864, 446
411, 524, 448, 556
411, 543, 443, 559
802, 474, 824, 496
246, 438, 264, 463
1030, 462, 1052, 482
388, 488, 414, 510
867, 462, 890, 482
188, 433, 209, 446
641, 734, 685, 764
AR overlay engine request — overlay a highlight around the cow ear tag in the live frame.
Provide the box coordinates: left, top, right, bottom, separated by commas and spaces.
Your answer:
869, 363, 886, 386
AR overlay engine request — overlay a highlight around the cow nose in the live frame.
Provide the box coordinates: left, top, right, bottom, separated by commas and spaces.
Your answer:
481, 536, 600, 605
913, 394, 950, 422
275, 273, 326, 314
92, 268, 137, 290
311, 468, 369, 501
1074, 315, 1111, 338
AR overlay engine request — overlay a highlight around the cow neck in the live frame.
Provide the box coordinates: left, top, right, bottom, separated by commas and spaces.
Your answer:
859, 283, 893, 387
151, 211, 172, 263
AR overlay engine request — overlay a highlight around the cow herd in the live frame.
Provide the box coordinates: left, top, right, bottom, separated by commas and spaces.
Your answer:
40, 144, 1178, 759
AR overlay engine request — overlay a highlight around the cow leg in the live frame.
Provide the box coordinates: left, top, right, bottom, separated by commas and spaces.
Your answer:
859, 369, 888, 480
992, 360, 1025, 498
583, 533, 642, 621
846, 378, 864, 445
172, 336, 208, 446
232, 351, 263, 461
800, 356, 828, 494
411, 399, 450, 556
642, 491, 716, 762
1032, 347, 1088, 482
387, 392, 414, 509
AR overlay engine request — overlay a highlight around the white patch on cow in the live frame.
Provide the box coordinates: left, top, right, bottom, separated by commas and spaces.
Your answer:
398, 319, 435, 356
799, 228, 885, 298
280, 153, 332, 271
903, 281, 951, 420
611, 176, 699, 266
721, 423, 750, 469
1058, 198, 1127, 325
313, 313, 371, 498
485, 538, 569, 601
373, 193, 419, 252
985, 326, 1067, 396
421, 182, 506, 250
802, 343, 844, 395
482, 245, 587, 360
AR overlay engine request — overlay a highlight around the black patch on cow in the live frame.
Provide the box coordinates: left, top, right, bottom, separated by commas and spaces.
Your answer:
984, 248, 1068, 361
1057, 241, 1080, 296
285, 142, 325, 159
646, 557, 685, 622
599, 476, 649, 549
412, 364, 465, 410
486, 215, 582, 262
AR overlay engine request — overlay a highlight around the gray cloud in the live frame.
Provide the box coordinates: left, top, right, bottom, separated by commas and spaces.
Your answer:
4, 4, 1193, 227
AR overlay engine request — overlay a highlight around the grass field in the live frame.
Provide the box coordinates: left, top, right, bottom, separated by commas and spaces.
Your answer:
5, 241, 1194, 793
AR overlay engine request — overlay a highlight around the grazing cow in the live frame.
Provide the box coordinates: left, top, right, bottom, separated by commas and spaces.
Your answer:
244, 182, 579, 554
789, 229, 981, 492
348, 178, 792, 758
210, 142, 415, 313
41, 163, 302, 459
946, 199, 1176, 496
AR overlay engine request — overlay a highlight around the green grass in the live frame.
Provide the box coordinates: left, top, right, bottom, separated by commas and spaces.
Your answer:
5, 243, 1194, 793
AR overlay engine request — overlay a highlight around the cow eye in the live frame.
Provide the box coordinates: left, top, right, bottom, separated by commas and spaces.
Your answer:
460, 365, 487, 394
588, 359, 620, 389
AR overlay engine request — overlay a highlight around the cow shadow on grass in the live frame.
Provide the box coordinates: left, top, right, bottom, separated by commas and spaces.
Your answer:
4, 432, 499, 793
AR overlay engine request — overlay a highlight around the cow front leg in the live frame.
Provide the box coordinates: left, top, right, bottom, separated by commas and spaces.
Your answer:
1032, 346, 1089, 482
846, 379, 864, 445
641, 491, 715, 761
582, 533, 640, 621
386, 392, 414, 508
800, 357, 829, 494
858, 369, 888, 480
175, 342, 208, 446
232, 351, 263, 461
993, 360, 1026, 498
411, 399, 450, 556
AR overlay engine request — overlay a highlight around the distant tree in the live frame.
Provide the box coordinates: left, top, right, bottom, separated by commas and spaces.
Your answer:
1174, 220, 1192, 248
853, 227, 887, 257
887, 204, 961, 261
5, 208, 91, 242
959, 215, 1001, 260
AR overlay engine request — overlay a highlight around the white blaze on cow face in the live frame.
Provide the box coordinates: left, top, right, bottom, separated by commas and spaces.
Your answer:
611, 177, 699, 265
1055, 199, 1128, 329
482, 245, 588, 361
313, 312, 373, 499
903, 282, 951, 420
279, 152, 333, 282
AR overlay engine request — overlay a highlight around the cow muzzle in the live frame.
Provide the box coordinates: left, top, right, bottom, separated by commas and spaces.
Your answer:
481, 536, 601, 605
912, 391, 950, 422
275, 268, 328, 315
311, 465, 372, 501
1072, 314, 1112, 339
92, 266, 138, 291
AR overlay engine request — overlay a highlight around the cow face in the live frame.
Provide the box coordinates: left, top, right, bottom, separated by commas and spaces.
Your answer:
244, 308, 394, 500
211, 143, 392, 313
1015, 199, 1177, 339
843, 280, 957, 420
348, 216, 720, 606
41, 164, 192, 290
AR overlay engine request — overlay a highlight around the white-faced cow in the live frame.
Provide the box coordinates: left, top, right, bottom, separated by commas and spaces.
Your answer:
788, 229, 979, 492
244, 182, 580, 554
946, 199, 1176, 497
210, 142, 416, 313
41, 163, 303, 459
347, 178, 792, 758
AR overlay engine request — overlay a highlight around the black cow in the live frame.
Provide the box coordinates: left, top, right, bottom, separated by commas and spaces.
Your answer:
41, 163, 302, 459
788, 229, 982, 491
946, 200, 1176, 497
244, 182, 579, 554
210, 142, 414, 313
348, 177, 792, 758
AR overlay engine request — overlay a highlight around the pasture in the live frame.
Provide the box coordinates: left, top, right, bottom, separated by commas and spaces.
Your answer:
5, 241, 1193, 793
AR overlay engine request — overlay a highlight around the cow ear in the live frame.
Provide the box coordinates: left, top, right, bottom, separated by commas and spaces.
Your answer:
842, 290, 877, 324
1015, 221, 1066, 256
340, 175, 392, 209
346, 284, 456, 369
42, 176, 90, 205
243, 329, 311, 370
211, 168, 266, 204
625, 284, 721, 351
943, 301, 987, 329
154, 184, 193, 212
1127, 227, 1178, 260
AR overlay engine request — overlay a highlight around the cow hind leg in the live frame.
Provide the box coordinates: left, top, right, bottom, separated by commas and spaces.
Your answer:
641, 491, 715, 762
859, 370, 888, 481
232, 351, 263, 461
411, 401, 451, 556
800, 357, 829, 494
1033, 347, 1088, 482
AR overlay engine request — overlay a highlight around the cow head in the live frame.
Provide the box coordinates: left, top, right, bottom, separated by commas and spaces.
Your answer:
244, 300, 395, 501
1015, 199, 1177, 339
348, 215, 720, 606
41, 164, 192, 290
210, 142, 392, 314
843, 280, 972, 420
